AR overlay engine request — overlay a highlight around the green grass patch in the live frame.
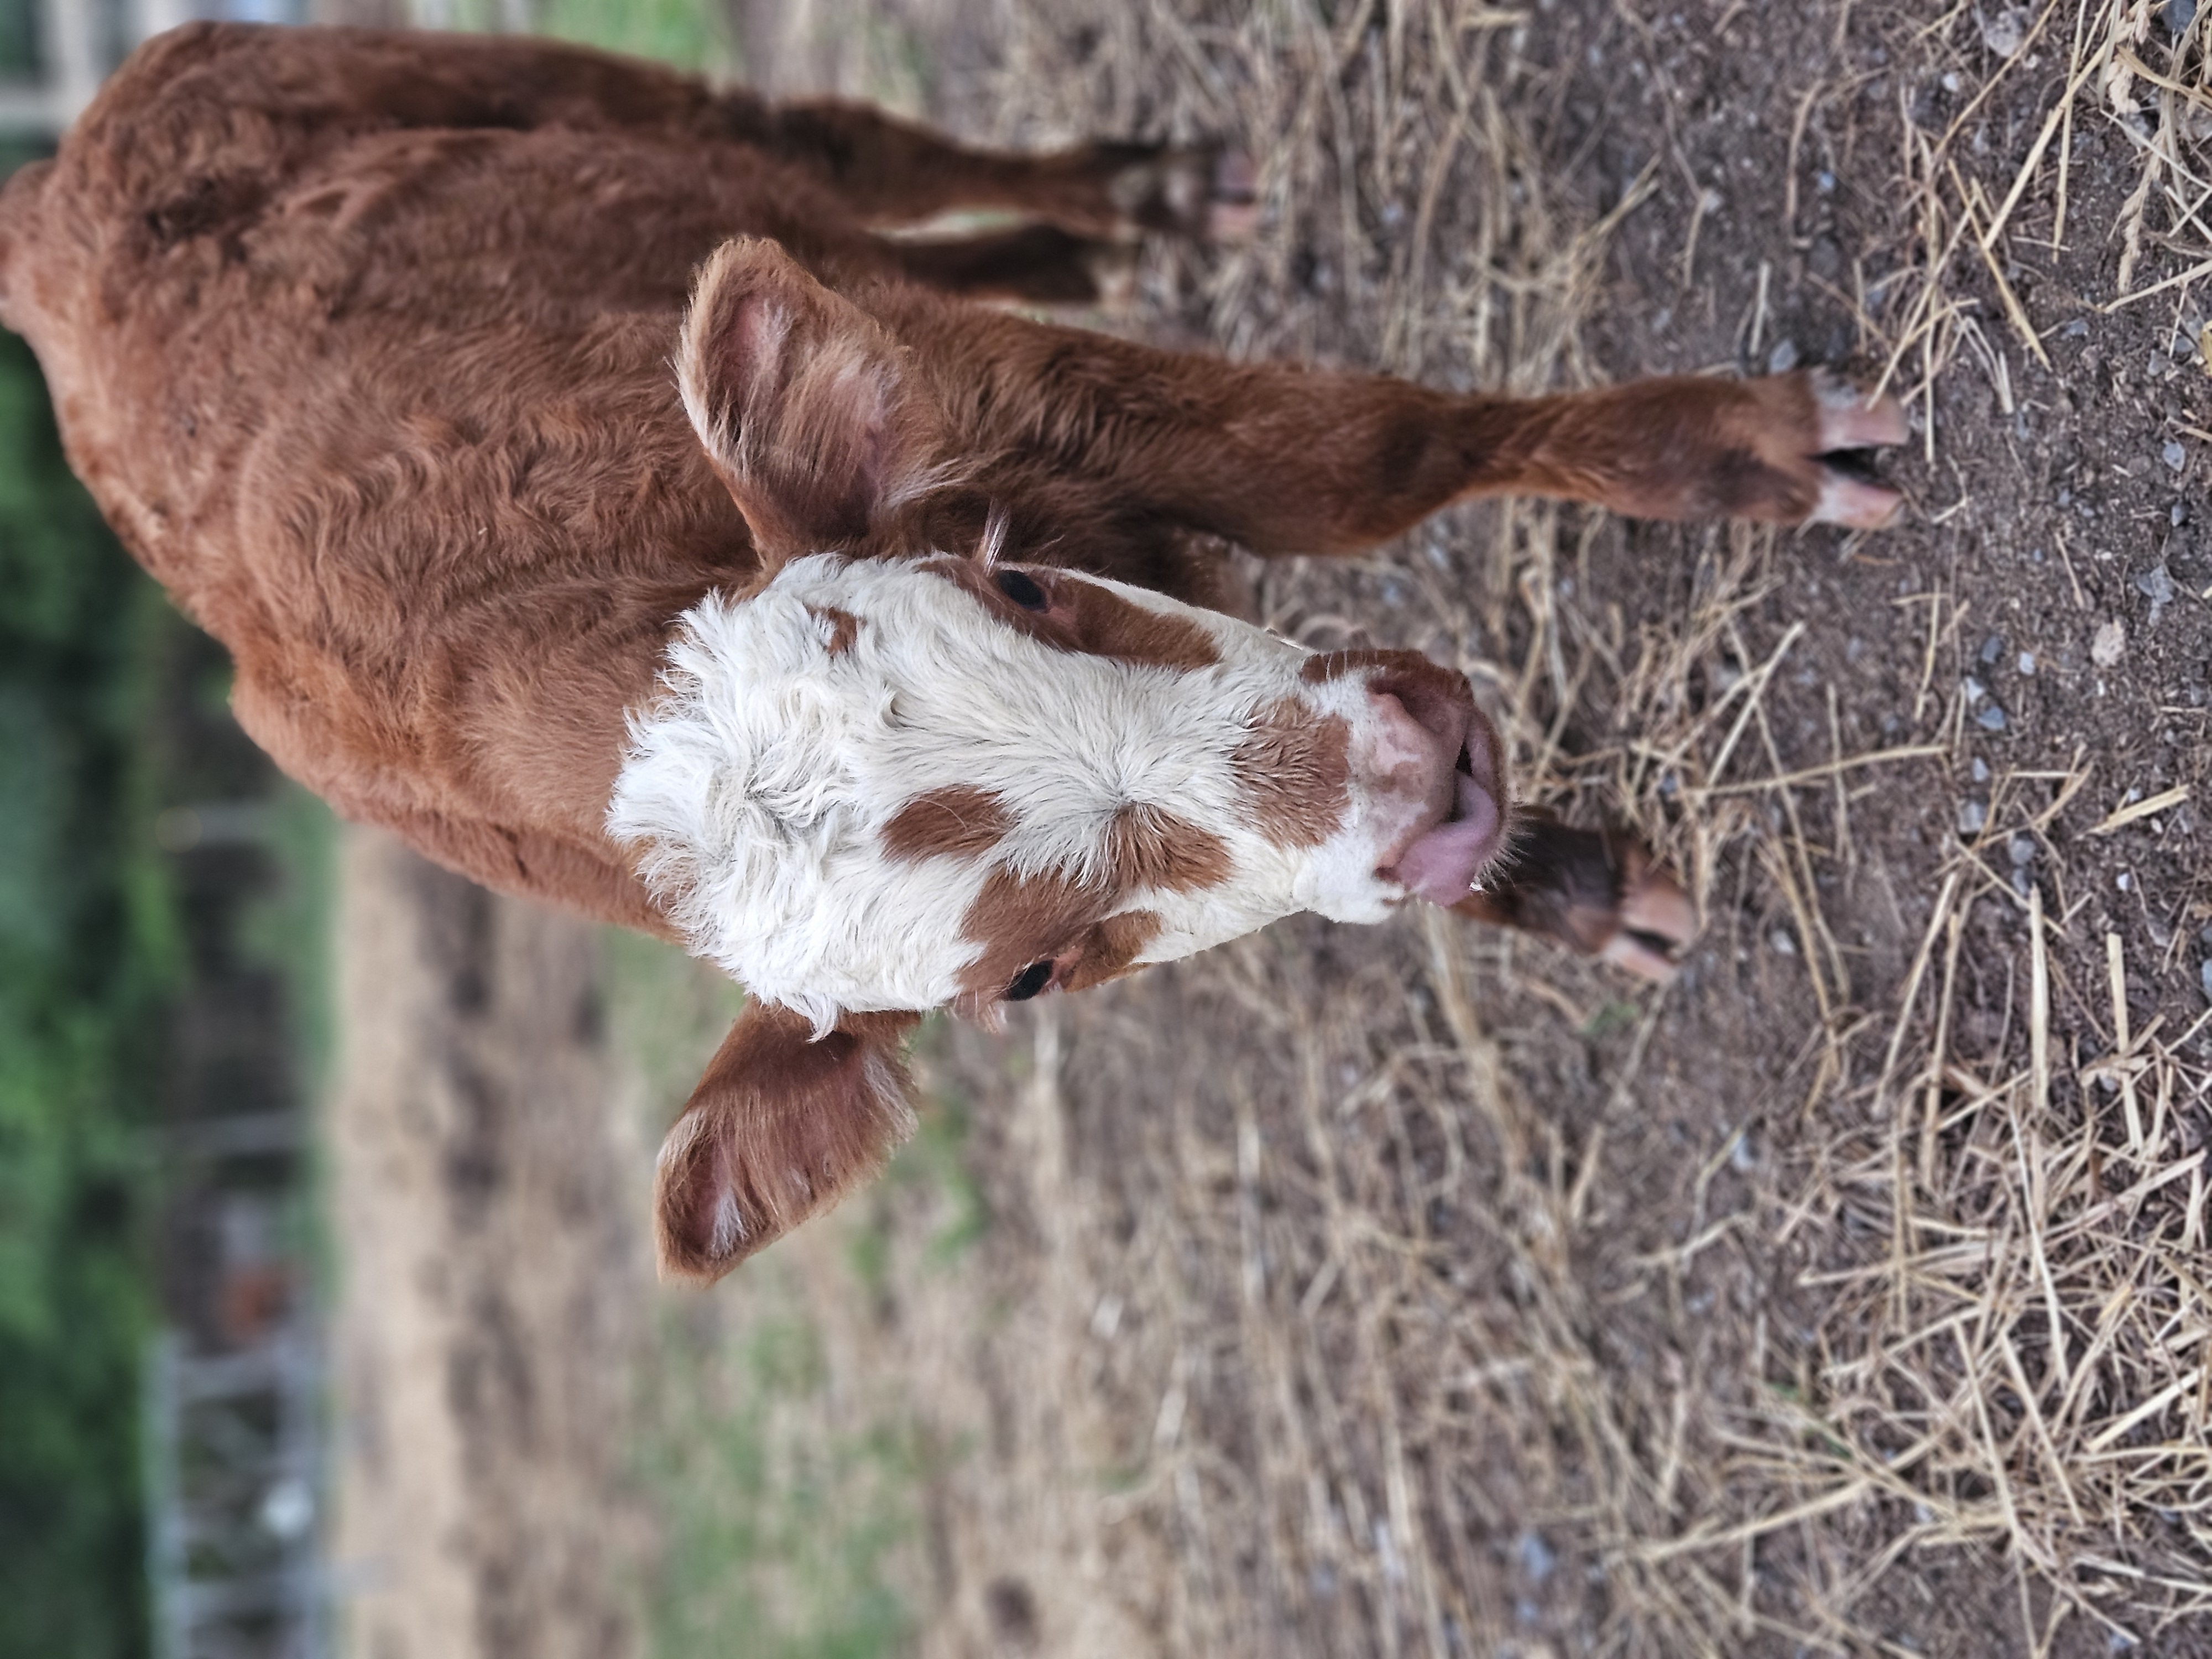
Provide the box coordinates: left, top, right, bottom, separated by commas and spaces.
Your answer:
533, 0, 737, 75
875, 1061, 989, 1276
231, 782, 340, 1104
601, 945, 972, 1659
638, 1299, 916, 1659
600, 926, 743, 1123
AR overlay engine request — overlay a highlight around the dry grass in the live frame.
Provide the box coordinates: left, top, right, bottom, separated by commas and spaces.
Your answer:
645, 1, 2212, 1653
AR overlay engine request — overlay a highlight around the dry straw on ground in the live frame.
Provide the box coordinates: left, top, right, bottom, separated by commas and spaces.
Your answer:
699, 2, 2212, 1654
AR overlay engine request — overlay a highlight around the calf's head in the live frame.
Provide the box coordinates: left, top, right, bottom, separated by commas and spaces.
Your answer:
610, 240, 1507, 1279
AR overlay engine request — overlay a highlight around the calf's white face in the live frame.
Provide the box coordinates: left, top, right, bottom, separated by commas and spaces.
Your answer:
607, 549, 1507, 1035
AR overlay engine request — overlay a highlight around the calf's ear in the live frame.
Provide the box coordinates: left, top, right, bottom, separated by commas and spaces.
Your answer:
678, 237, 948, 562
655, 1000, 921, 1282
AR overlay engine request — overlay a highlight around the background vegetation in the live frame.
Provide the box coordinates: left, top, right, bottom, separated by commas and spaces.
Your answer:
0, 300, 176, 1656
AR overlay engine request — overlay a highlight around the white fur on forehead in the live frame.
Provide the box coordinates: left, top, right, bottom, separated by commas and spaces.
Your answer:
607, 553, 1391, 1032
609, 559, 954, 1031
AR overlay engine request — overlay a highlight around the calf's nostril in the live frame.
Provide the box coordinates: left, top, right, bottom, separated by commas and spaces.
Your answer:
1366, 669, 1474, 754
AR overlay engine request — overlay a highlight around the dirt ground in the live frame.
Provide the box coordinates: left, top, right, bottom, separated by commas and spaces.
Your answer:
322, 1, 2212, 1656
326, 829, 654, 1659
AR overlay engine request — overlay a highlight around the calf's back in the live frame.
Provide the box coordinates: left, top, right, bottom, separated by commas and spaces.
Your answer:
0, 22, 902, 930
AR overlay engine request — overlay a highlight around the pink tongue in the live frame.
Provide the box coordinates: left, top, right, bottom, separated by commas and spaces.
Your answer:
1395, 774, 1501, 905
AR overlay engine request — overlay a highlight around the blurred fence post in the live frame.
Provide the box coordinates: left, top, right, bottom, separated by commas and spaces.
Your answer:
145, 1327, 331, 1659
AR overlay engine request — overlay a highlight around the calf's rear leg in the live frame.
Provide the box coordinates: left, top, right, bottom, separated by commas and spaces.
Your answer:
763, 102, 1259, 242
885, 222, 1140, 306
127, 25, 1254, 247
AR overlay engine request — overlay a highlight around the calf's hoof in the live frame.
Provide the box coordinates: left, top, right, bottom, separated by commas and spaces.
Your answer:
1739, 367, 1908, 530
1577, 368, 1907, 528
1452, 817, 1697, 983
1595, 841, 1697, 982
1804, 370, 1909, 529
1109, 143, 1259, 243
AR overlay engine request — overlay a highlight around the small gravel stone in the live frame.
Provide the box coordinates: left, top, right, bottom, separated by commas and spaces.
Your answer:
2018, 651, 2036, 675
1980, 633, 2005, 665
1980, 4, 2027, 54
2093, 619, 2127, 667
1959, 799, 1990, 834
1971, 757, 1991, 783
2202, 959, 2212, 1003
2137, 561, 2178, 625
1963, 676, 1987, 706
1977, 703, 2009, 732
1770, 928, 1798, 956
2172, 0, 2200, 34
2163, 440, 2188, 471
1767, 338, 1799, 374
2009, 833, 2036, 866
1517, 1531, 1557, 1584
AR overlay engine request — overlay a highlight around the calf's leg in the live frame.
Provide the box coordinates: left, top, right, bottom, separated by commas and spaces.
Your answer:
885, 222, 1139, 306
756, 102, 1256, 239
1454, 820, 1697, 982
119, 24, 1250, 244
868, 296, 1907, 559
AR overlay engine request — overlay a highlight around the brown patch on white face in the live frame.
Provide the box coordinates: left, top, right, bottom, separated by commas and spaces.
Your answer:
1231, 697, 1352, 848
1063, 910, 1163, 992
951, 804, 1214, 1010
954, 863, 1112, 1006
1105, 802, 1232, 893
925, 559, 1222, 672
881, 784, 1015, 862
1058, 576, 1220, 671
806, 604, 861, 654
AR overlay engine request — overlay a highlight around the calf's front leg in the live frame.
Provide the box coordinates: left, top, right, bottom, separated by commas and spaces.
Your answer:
887, 300, 1906, 555
1454, 819, 1696, 982
1142, 362, 1909, 548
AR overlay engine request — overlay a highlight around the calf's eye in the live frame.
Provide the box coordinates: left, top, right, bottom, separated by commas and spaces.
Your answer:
995, 569, 1048, 611
1006, 960, 1053, 1000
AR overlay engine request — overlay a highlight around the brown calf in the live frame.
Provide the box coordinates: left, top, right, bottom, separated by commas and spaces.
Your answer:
0, 24, 1903, 1279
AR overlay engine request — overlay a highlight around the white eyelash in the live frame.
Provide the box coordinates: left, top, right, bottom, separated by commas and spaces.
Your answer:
977, 505, 1011, 568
